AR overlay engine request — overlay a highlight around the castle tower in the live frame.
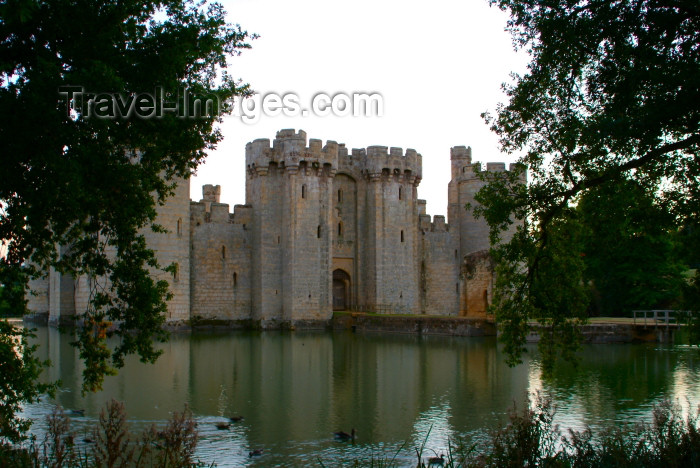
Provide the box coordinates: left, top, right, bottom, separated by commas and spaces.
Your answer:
448, 146, 526, 317
246, 129, 338, 325
448, 146, 493, 258
360, 146, 422, 314
448, 146, 525, 258
452, 159, 525, 257
447, 146, 472, 234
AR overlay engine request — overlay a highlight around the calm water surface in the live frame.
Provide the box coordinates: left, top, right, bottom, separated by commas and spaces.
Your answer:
21, 326, 700, 466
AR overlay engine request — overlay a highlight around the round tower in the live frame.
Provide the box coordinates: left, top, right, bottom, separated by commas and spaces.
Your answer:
457, 162, 493, 256
360, 145, 421, 314
453, 159, 526, 258
448, 146, 472, 227
246, 129, 339, 325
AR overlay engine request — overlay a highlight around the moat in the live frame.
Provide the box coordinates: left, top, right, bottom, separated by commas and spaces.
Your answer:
22, 326, 700, 466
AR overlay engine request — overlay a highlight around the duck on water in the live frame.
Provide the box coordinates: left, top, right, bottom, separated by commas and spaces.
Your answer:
333, 428, 356, 442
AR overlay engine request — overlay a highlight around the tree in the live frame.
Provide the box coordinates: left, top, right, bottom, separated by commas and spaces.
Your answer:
477, 0, 700, 371
0, 261, 26, 318
0, 0, 254, 440
0, 281, 54, 444
578, 177, 685, 317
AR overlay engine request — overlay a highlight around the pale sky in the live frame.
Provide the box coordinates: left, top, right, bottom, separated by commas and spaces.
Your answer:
192, 0, 528, 217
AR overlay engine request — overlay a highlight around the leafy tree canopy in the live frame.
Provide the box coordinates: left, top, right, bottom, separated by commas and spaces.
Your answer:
478, 0, 700, 371
0, 0, 254, 439
578, 177, 685, 317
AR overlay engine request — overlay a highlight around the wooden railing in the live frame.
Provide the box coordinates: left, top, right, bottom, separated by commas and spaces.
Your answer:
632, 310, 680, 327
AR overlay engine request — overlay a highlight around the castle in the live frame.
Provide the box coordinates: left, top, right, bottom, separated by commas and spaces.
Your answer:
27, 129, 524, 327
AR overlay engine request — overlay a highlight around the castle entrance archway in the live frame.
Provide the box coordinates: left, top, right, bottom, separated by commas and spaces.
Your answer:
333, 269, 351, 310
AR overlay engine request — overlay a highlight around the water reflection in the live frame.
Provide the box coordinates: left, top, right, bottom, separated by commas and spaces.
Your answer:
22, 327, 700, 467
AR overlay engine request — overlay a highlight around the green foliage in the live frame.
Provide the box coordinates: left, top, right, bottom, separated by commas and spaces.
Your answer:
577, 178, 685, 316
477, 0, 700, 368
0, 262, 27, 318
677, 220, 700, 340
0, 0, 254, 439
0, 321, 55, 444
681, 276, 700, 344
677, 221, 700, 269
480, 181, 589, 372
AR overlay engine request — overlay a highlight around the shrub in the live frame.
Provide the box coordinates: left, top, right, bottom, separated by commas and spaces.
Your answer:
0, 401, 204, 468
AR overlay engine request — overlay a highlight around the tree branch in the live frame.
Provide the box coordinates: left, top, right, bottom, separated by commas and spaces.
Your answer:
551, 134, 700, 203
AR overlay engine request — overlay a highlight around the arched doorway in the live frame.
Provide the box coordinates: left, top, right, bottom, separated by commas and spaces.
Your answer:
333, 269, 351, 310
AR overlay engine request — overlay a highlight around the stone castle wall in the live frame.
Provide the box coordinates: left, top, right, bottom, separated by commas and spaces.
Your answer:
26, 272, 49, 315
461, 250, 495, 318
143, 177, 192, 322
190, 197, 253, 321
28, 129, 524, 326
419, 215, 460, 316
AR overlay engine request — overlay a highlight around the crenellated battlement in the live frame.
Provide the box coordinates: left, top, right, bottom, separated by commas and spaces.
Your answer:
454, 160, 526, 183
247, 129, 423, 184
190, 199, 231, 224
450, 146, 473, 161
246, 129, 339, 176
232, 204, 252, 226
450, 145, 472, 179
419, 214, 450, 233
190, 185, 255, 227
346, 145, 422, 185
417, 199, 427, 215
450, 143, 526, 183
201, 184, 221, 203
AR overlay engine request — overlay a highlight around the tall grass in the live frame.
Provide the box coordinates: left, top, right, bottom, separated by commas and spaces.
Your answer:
447, 396, 700, 467
0, 400, 208, 468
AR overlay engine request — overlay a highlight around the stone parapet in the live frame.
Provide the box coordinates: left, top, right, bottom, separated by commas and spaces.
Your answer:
453, 161, 527, 183
245, 129, 339, 176
418, 214, 450, 233
353, 146, 422, 185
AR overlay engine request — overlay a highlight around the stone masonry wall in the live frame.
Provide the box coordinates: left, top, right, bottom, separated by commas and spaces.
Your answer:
144, 177, 191, 322
247, 162, 284, 324
48, 246, 75, 324
245, 129, 342, 325
281, 160, 334, 322
461, 249, 494, 318
420, 215, 460, 315
361, 146, 421, 314
332, 173, 358, 305
453, 161, 525, 257
190, 200, 252, 321
334, 147, 368, 308
26, 270, 49, 316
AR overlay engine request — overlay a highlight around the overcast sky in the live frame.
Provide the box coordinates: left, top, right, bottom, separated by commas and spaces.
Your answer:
192, 0, 529, 217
